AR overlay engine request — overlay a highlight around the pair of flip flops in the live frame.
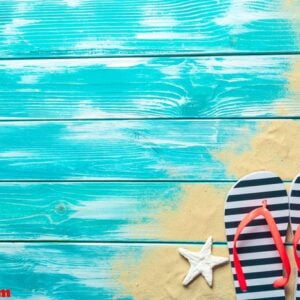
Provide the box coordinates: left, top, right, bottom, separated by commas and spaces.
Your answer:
225, 171, 300, 300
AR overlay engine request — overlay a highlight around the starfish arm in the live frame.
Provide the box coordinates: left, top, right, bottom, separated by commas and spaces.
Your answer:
199, 236, 212, 256
178, 248, 199, 265
182, 266, 201, 286
202, 266, 213, 286
210, 255, 229, 268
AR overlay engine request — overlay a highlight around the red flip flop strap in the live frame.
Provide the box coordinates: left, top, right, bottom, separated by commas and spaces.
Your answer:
233, 205, 264, 291
293, 225, 300, 270
262, 205, 290, 288
233, 201, 290, 292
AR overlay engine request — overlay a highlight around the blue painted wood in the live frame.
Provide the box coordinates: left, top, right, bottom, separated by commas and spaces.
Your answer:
2, 0, 300, 298
0, 55, 297, 119
0, 182, 180, 240
0, 242, 125, 299
0, 182, 232, 242
0, 119, 261, 180
0, 242, 230, 299
0, 0, 300, 58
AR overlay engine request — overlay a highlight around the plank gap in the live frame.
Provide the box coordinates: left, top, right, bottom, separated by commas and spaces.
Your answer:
1, 51, 300, 61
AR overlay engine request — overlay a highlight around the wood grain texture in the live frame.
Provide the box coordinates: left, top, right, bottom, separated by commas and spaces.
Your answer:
0, 182, 232, 242
0, 242, 123, 299
0, 242, 234, 300
2, 1, 300, 300
0, 0, 300, 58
1, 55, 298, 119
0, 242, 296, 300
0, 119, 261, 180
1, 119, 299, 181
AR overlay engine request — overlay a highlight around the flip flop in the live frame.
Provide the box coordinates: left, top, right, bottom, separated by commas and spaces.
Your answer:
289, 173, 300, 300
225, 171, 290, 300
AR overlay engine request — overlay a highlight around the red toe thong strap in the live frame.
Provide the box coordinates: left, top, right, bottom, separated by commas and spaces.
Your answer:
233, 200, 290, 292
293, 224, 300, 270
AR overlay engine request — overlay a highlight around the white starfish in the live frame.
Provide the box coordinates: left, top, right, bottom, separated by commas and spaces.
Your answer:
178, 236, 228, 287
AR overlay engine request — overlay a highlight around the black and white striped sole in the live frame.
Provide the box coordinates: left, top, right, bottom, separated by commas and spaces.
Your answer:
290, 173, 300, 300
225, 171, 289, 300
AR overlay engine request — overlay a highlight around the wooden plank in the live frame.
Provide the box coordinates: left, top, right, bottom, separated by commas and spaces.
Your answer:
0, 242, 295, 299
0, 119, 298, 181
0, 242, 233, 299
0, 181, 293, 243
1, 55, 299, 119
0, 119, 251, 180
0, 0, 300, 58
0, 182, 233, 242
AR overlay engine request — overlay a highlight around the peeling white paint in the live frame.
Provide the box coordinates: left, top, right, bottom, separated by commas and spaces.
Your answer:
0, 243, 26, 254
18, 75, 39, 84
0, 151, 37, 158
139, 138, 200, 148
136, 32, 205, 39
140, 4, 178, 27
73, 104, 111, 119
159, 64, 182, 76
0, 121, 46, 127
3, 18, 38, 35
0, 58, 110, 72
0, 57, 148, 71
15, 2, 31, 14
74, 40, 124, 50
214, 0, 284, 34
63, 0, 82, 7
34, 255, 111, 288
18, 296, 53, 300
140, 17, 178, 27
72, 199, 138, 220
3, 18, 38, 45
101, 58, 149, 68
199, 56, 282, 74
151, 163, 197, 177
63, 121, 139, 141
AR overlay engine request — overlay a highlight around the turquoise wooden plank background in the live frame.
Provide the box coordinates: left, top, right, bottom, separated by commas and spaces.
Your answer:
1, 0, 300, 57
1, 0, 300, 299
0, 242, 232, 299
0, 182, 233, 241
0, 56, 299, 119
0, 119, 257, 180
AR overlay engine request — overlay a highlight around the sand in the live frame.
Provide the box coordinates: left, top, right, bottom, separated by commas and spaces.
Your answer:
127, 184, 231, 242
114, 245, 234, 300
215, 120, 300, 180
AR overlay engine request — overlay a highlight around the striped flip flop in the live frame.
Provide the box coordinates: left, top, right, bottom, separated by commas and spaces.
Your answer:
290, 174, 300, 300
225, 171, 290, 300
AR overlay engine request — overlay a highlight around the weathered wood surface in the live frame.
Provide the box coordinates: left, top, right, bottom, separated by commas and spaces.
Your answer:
0, 242, 126, 299
1, 55, 299, 119
0, 0, 300, 58
0, 242, 236, 300
0, 242, 295, 300
0, 182, 234, 242
0, 119, 264, 180
2, 0, 300, 299
1, 119, 298, 181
